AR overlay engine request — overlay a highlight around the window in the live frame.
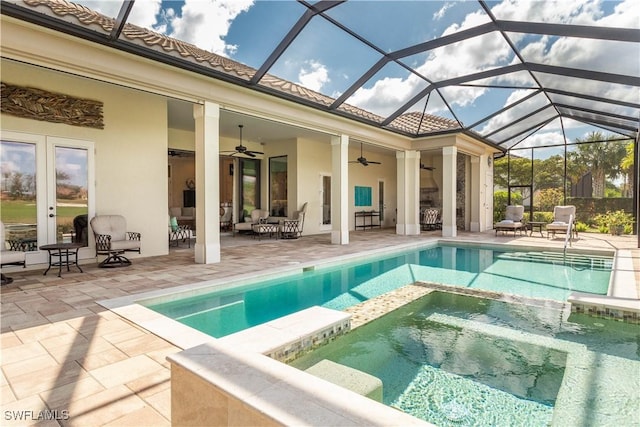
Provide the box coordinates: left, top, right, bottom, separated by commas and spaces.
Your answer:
269, 156, 287, 217
239, 158, 260, 220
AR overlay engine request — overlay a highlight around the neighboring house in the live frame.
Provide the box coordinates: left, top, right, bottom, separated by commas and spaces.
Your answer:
0, 1, 497, 266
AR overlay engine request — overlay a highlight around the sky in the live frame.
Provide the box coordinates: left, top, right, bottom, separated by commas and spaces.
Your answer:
75, 0, 639, 151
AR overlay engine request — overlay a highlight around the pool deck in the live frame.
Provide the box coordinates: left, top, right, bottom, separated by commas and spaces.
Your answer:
1, 230, 639, 426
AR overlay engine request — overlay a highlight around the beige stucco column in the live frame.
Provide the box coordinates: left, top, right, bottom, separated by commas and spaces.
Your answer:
470, 156, 481, 232
442, 146, 457, 237
193, 101, 221, 263
396, 150, 421, 235
331, 135, 349, 245
470, 155, 491, 232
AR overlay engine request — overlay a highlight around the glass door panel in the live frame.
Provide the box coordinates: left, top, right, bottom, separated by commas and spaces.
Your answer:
378, 180, 385, 222
239, 158, 260, 220
53, 146, 89, 245
0, 140, 39, 251
322, 175, 331, 225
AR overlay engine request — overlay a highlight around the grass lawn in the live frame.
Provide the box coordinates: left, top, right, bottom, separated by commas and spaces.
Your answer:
1, 199, 87, 232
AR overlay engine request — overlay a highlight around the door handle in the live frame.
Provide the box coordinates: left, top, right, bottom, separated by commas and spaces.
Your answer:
49, 213, 55, 218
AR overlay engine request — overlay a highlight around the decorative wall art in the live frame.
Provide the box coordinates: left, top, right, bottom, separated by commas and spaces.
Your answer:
0, 82, 104, 129
354, 186, 372, 207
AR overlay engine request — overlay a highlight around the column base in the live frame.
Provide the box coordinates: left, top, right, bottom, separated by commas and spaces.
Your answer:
195, 242, 221, 264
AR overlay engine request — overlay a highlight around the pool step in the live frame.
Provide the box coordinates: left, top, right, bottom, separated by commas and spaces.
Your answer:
497, 251, 612, 270
305, 359, 383, 402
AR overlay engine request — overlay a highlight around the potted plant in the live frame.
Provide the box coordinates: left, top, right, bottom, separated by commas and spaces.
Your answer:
595, 210, 634, 235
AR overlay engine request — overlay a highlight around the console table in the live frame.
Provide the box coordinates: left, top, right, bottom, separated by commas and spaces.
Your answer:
355, 211, 381, 230
40, 243, 84, 277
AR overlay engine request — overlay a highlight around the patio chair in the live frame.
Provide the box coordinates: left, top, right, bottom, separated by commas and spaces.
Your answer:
220, 206, 232, 232
281, 202, 307, 239
1, 221, 26, 285
90, 215, 141, 267
547, 205, 577, 240
420, 208, 442, 231
233, 209, 269, 236
168, 215, 192, 248
494, 205, 526, 236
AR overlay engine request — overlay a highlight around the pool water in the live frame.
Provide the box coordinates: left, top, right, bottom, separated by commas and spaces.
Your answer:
290, 292, 640, 427
146, 244, 612, 338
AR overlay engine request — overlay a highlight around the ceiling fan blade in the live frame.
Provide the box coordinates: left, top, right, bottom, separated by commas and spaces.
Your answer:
248, 150, 264, 155
368, 161, 381, 165
244, 151, 256, 157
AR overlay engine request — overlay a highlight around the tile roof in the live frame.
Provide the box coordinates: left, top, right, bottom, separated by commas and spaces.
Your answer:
21, 0, 462, 137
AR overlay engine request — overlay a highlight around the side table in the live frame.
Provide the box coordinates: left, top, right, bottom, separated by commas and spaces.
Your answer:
40, 243, 84, 277
528, 221, 546, 237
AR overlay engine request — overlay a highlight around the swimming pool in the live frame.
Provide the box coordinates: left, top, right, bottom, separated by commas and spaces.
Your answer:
145, 243, 613, 338
289, 291, 640, 426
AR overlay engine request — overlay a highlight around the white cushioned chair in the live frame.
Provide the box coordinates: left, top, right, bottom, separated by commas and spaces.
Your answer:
1, 221, 26, 285
168, 215, 192, 248
90, 215, 141, 267
169, 207, 195, 226
547, 205, 577, 240
281, 202, 308, 239
494, 205, 526, 236
233, 209, 269, 236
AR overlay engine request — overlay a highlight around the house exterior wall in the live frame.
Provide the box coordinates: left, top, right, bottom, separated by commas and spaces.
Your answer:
1, 59, 170, 258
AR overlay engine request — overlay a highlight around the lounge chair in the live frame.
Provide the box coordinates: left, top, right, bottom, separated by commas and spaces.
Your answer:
494, 205, 526, 236
90, 215, 141, 267
547, 205, 577, 240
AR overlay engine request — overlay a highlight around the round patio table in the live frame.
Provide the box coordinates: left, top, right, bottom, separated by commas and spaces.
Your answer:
40, 242, 84, 278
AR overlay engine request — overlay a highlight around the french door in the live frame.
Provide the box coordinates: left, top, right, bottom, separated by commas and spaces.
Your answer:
1, 132, 95, 265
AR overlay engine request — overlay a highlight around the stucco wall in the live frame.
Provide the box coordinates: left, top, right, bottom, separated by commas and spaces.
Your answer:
1, 60, 169, 257
347, 146, 398, 229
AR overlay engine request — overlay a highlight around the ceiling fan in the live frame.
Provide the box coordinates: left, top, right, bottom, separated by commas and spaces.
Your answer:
420, 163, 436, 171
220, 125, 264, 158
349, 143, 381, 166
168, 149, 194, 157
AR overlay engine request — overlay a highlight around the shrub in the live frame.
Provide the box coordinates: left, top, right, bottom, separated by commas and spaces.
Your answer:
532, 211, 554, 222
536, 188, 563, 212
575, 222, 588, 232
594, 210, 634, 235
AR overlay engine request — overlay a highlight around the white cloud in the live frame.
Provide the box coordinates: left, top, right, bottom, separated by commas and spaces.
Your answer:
479, 89, 552, 135
512, 130, 566, 150
433, 3, 454, 21
348, 0, 638, 125
168, 0, 254, 55
297, 60, 330, 92
73, 1, 161, 29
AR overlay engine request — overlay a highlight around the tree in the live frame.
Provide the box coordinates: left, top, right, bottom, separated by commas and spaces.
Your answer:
567, 132, 627, 198
536, 188, 563, 211
620, 141, 635, 197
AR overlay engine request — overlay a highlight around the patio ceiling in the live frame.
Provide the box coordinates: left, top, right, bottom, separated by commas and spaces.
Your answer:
2, 0, 639, 151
